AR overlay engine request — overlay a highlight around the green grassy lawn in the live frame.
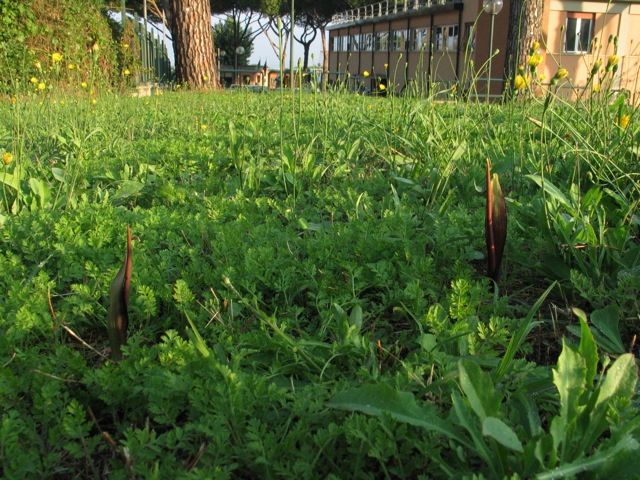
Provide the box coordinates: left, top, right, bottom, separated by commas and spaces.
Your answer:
1, 87, 639, 478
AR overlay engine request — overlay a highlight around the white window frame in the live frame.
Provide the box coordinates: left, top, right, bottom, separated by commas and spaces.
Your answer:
564, 14, 593, 53
434, 25, 459, 52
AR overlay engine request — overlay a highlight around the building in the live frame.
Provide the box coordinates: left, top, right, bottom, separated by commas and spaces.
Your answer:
219, 64, 273, 88
327, 0, 640, 100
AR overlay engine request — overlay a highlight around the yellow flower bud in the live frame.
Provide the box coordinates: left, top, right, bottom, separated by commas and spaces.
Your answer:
531, 41, 541, 52
607, 54, 620, 68
363, 70, 370, 77
528, 54, 543, 67
3, 152, 13, 165
555, 68, 568, 80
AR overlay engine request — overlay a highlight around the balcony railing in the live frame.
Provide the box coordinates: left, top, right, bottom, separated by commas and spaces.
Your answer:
330, 0, 456, 25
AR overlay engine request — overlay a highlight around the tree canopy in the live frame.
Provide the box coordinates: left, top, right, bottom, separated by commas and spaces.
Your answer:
213, 18, 254, 66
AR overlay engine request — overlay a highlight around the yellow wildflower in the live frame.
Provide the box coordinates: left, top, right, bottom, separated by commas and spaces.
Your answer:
201, 124, 207, 131
123, 43, 129, 49
590, 59, 603, 75
363, 70, 370, 77
203, 75, 209, 82
593, 84, 601, 93
528, 54, 543, 67
60, 100, 65, 105
378, 83, 386, 91
38, 82, 46, 90
68, 64, 75, 70
51, 52, 63, 63
34, 61, 41, 70
81, 82, 88, 88
30, 77, 38, 84
619, 114, 630, 129
384, 63, 388, 68
124, 69, 131, 75
514, 74, 528, 90
531, 41, 541, 53
91, 98, 97, 105
607, 55, 620, 68
3, 152, 13, 165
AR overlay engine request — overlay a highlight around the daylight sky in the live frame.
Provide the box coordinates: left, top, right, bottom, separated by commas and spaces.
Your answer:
245, 26, 324, 68
139, 13, 325, 70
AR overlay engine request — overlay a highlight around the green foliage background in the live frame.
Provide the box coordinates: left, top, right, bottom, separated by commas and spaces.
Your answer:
1, 86, 639, 477
213, 18, 255, 67
0, 0, 130, 94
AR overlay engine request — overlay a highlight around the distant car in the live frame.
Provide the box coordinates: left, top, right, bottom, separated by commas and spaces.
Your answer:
229, 84, 266, 92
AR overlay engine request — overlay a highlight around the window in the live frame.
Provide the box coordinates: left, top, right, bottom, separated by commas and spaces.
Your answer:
361, 33, 373, 52
340, 35, 348, 51
564, 13, 593, 53
374, 32, 389, 51
434, 25, 459, 51
410, 27, 430, 51
464, 23, 475, 52
391, 30, 408, 51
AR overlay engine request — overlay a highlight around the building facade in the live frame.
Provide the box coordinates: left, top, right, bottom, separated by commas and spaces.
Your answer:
327, 0, 640, 100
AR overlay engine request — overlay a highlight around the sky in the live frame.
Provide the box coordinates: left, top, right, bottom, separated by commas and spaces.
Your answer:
213, 14, 325, 69
247, 28, 324, 68
141, 13, 325, 70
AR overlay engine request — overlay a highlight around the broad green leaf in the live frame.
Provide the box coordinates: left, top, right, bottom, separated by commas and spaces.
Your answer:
110, 180, 144, 205
29, 177, 50, 208
591, 305, 625, 354
526, 174, 575, 214
596, 353, 637, 410
482, 417, 523, 453
536, 436, 640, 480
51, 167, 66, 182
450, 140, 467, 162
458, 359, 500, 420
573, 309, 598, 387
0, 172, 20, 191
553, 340, 587, 422
551, 338, 588, 457
328, 384, 465, 443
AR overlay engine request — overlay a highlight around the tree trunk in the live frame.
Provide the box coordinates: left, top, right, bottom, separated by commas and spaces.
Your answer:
504, 0, 544, 88
167, 0, 218, 89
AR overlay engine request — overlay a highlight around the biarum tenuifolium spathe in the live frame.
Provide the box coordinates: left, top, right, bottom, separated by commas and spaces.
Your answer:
485, 160, 507, 283
108, 225, 132, 362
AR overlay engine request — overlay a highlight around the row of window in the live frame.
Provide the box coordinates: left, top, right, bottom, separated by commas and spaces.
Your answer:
331, 26, 461, 53
330, 15, 595, 55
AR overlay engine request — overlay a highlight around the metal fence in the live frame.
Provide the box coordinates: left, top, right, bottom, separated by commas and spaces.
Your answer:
331, 0, 455, 25
120, 2, 172, 84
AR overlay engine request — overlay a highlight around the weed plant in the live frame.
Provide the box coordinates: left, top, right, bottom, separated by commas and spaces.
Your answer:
0, 58, 639, 478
